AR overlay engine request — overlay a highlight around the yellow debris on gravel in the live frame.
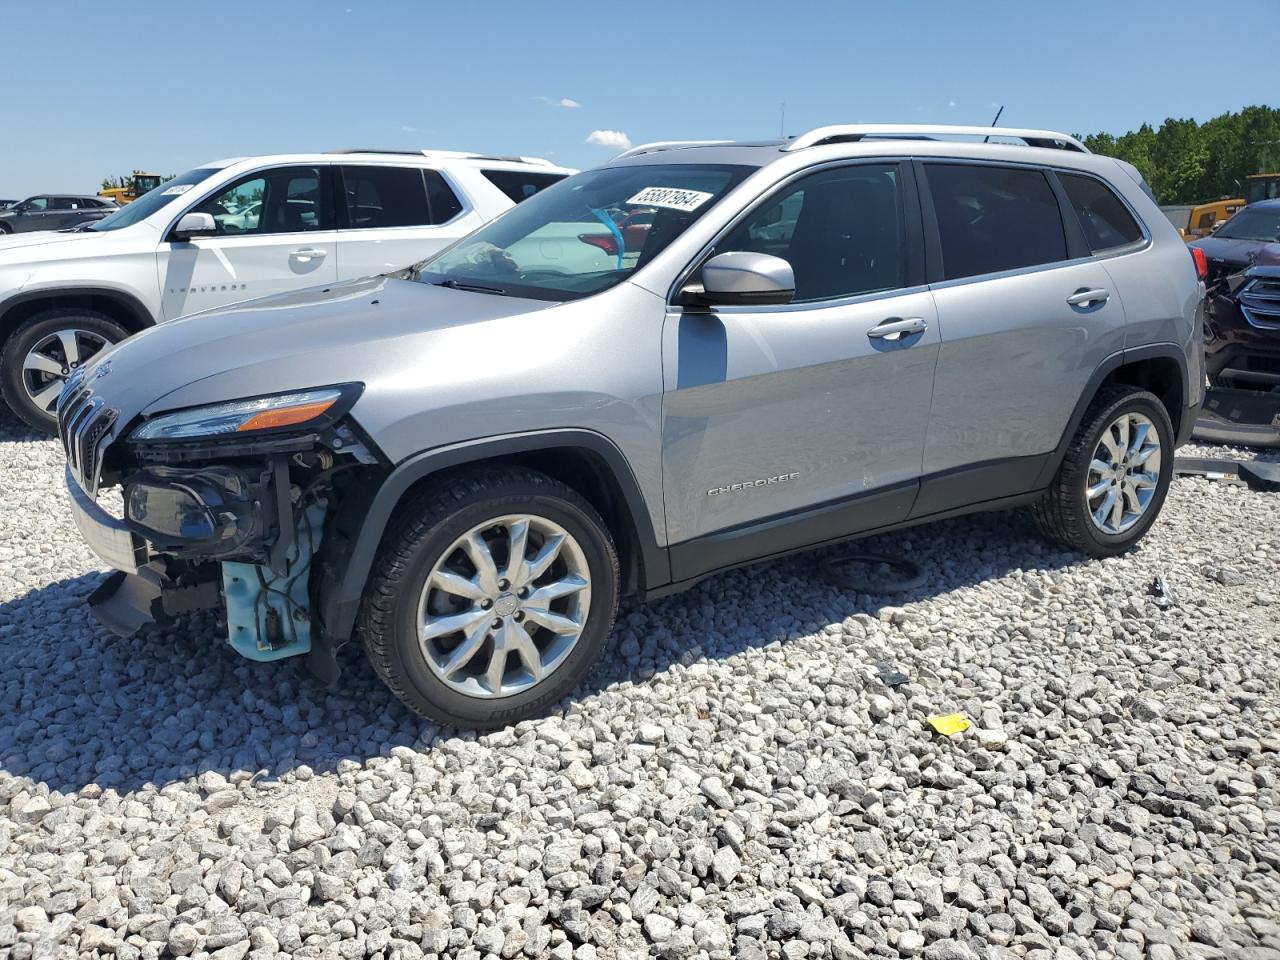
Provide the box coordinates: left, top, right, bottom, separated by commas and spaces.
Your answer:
926, 713, 972, 736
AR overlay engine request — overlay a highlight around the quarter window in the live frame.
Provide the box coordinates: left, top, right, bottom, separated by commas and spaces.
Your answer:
423, 169, 463, 223
191, 166, 328, 236
718, 163, 907, 302
925, 164, 1067, 280
1058, 173, 1143, 252
341, 165, 431, 229
481, 170, 567, 204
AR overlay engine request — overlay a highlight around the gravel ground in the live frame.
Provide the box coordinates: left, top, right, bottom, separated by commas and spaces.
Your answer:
2, 421, 1279, 960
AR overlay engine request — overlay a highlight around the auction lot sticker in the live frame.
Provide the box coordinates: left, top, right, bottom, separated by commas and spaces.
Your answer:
627, 187, 713, 212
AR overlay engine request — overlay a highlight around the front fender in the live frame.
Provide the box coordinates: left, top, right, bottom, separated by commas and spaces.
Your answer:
316, 428, 669, 646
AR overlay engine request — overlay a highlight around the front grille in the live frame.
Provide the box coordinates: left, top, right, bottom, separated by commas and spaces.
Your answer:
57, 375, 118, 496
1240, 277, 1280, 330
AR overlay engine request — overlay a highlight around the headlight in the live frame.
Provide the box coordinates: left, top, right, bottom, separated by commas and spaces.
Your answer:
131, 385, 360, 441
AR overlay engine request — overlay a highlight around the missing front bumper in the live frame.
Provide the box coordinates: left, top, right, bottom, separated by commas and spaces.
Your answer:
65, 466, 148, 574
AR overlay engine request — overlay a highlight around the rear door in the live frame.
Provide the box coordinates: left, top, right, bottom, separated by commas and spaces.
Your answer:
661, 161, 938, 573
157, 165, 339, 320
335, 165, 471, 278
916, 161, 1127, 512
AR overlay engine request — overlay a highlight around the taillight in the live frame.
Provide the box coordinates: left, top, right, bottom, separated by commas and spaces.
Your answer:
578, 233, 618, 257
1190, 246, 1209, 281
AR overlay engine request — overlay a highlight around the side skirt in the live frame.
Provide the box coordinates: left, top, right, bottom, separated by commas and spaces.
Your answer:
653, 468, 1047, 601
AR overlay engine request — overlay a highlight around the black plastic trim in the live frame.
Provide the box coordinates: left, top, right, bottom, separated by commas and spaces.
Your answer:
911, 455, 1049, 518
1033, 342, 1194, 488
668, 481, 919, 583
650, 484, 1045, 601
321, 428, 668, 644
0, 286, 156, 331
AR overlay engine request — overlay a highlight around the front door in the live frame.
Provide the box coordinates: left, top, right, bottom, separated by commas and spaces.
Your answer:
660, 162, 938, 577
157, 165, 338, 320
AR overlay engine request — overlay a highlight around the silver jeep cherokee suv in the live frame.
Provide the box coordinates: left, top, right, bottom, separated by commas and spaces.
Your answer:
60, 125, 1203, 727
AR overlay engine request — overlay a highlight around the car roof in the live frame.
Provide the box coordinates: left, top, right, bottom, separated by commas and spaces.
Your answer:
606, 124, 1110, 176
201, 151, 576, 175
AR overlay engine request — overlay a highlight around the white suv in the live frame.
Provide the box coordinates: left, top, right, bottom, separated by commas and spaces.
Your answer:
0, 150, 573, 430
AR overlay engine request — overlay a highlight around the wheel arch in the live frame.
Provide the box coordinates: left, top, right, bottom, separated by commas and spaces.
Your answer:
0, 287, 155, 345
1036, 343, 1190, 488
318, 429, 670, 646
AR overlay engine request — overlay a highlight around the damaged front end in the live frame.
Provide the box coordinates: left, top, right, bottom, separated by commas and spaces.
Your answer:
61, 378, 384, 681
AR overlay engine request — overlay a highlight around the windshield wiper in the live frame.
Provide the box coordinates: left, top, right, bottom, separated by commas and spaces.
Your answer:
432, 278, 507, 296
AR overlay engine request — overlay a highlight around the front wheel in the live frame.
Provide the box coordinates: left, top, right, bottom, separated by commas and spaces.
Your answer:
0, 308, 128, 432
358, 466, 620, 728
1032, 386, 1174, 557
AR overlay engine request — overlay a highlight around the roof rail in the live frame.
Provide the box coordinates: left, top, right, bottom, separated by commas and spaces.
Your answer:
326, 148, 557, 166
783, 124, 1089, 154
613, 140, 734, 160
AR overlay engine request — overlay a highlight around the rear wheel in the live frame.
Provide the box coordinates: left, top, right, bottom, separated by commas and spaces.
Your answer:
1032, 386, 1174, 556
359, 466, 619, 728
0, 308, 128, 432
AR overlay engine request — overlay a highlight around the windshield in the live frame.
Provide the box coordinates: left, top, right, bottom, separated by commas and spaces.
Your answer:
414, 163, 752, 301
88, 168, 221, 232
1215, 206, 1280, 242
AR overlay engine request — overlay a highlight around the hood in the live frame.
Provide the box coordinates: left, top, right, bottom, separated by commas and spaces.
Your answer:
0, 230, 104, 254
82, 274, 557, 431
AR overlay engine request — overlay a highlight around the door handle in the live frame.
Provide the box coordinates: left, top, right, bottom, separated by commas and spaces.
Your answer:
1066, 287, 1109, 307
867, 317, 928, 340
290, 248, 326, 262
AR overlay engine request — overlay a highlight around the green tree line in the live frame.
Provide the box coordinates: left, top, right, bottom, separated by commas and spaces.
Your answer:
1079, 105, 1280, 205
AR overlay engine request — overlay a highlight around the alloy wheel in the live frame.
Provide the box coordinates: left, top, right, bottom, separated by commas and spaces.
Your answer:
22, 328, 112, 413
416, 514, 591, 698
1085, 411, 1162, 535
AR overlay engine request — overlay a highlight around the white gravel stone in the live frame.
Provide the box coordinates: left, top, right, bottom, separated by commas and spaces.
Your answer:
1, 422, 1279, 958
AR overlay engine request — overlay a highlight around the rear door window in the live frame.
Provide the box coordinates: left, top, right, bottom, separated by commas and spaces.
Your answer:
1058, 173, 1143, 252
481, 170, 567, 204
341, 165, 431, 229
924, 164, 1067, 280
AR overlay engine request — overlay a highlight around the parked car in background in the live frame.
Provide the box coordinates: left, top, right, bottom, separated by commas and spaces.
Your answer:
0, 195, 117, 234
1189, 198, 1280, 281
58, 124, 1203, 727
1204, 263, 1280, 391
0, 200, 16, 210
0, 150, 572, 430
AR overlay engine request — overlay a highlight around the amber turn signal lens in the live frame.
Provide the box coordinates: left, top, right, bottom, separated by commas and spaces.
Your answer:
234, 399, 336, 432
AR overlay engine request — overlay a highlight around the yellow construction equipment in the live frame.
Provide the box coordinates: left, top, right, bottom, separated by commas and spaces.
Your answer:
98, 172, 165, 205
1179, 198, 1245, 241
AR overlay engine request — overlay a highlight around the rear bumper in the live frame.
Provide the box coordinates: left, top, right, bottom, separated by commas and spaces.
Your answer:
65, 467, 147, 573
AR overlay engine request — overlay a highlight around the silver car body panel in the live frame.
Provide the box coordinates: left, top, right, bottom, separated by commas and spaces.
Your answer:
65, 132, 1202, 585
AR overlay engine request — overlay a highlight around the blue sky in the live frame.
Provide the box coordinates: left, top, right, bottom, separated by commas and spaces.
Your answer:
1, 0, 1274, 198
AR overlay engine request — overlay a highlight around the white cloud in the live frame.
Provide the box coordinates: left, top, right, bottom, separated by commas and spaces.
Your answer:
400, 125, 417, 133
585, 129, 632, 150
948, 100, 957, 108
537, 96, 582, 109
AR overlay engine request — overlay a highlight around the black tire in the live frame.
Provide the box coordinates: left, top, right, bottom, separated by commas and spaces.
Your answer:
0, 308, 129, 432
358, 466, 620, 728
1032, 386, 1174, 557
0, 223, 11, 234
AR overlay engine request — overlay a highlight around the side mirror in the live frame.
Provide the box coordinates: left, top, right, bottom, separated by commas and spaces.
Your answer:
171, 211, 217, 241
686, 251, 795, 307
